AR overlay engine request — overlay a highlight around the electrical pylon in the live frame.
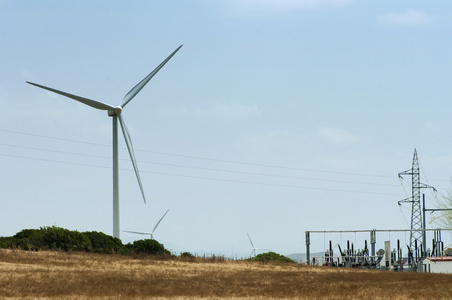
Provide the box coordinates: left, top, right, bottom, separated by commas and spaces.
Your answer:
398, 149, 436, 251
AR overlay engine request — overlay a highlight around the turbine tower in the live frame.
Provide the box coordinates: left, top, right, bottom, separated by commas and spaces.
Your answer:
27, 45, 182, 239
124, 209, 169, 240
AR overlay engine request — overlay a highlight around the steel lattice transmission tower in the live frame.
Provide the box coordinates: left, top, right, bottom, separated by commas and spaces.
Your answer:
398, 149, 436, 251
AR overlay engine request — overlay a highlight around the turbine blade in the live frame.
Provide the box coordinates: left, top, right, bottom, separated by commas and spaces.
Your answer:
121, 45, 183, 107
26, 81, 115, 111
123, 231, 151, 235
152, 209, 169, 234
247, 232, 255, 249
118, 114, 147, 204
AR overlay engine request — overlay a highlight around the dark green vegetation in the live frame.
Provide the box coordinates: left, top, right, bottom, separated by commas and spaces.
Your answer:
180, 251, 195, 258
1, 227, 296, 262
249, 251, 296, 263
0, 226, 169, 255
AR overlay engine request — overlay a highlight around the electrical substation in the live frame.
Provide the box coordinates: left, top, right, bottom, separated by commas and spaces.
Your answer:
305, 149, 452, 272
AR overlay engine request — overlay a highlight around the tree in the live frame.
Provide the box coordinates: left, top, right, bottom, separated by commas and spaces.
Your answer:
40, 226, 92, 251
433, 183, 452, 229
248, 252, 296, 263
83, 231, 123, 254
11, 226, 92, 251
126, 239, 169, 255
180, 251, 194, 258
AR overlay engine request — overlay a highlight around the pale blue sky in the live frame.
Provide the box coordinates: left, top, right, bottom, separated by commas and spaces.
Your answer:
1, 0, 451, 257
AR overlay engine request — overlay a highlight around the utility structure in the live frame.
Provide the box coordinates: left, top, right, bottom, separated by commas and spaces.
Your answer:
27, 45, 183, 239
398, 149, 436, 252
123, 209, 170, 240
305, 228, 452, 269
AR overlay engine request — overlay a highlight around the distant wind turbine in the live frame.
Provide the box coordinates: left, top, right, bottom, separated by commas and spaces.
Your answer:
27, 45, 183, 239
247, 232, 270, 257
123, 209, 169, 240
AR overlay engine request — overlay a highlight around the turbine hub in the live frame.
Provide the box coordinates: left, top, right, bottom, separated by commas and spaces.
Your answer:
108, 106, 123, 116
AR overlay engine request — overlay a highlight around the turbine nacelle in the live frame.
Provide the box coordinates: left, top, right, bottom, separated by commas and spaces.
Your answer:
108, 106, 123, 116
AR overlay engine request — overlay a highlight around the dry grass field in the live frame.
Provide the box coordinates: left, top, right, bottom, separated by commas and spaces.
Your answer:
0, 249, 451, 299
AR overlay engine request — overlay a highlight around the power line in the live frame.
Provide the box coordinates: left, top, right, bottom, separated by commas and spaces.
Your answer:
0, 128, 108, 147
0, 128, 441, 197
0, 153, 110, 170
0, 153, 404, 197
0, 143, 400, 188
0, 128, 398, 179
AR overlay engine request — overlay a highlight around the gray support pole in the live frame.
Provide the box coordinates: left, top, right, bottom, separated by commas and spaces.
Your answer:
422, 194, 426, 256
370, 229, 376, 257
440, 230, 443, 256
112, 115, 119, 239
305, 231, 310, 265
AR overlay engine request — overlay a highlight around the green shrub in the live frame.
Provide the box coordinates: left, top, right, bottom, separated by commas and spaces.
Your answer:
83, 231, 123, 254
0, 236, 17, 249
249, 252, 296, 263
8, 226, 92, 251
40, 226, 92, 251
180, 251, 194, 258
126, 239, 169, 255
12, 228, 45, 250
3, 228, 175, 257
13, 229, 39, 240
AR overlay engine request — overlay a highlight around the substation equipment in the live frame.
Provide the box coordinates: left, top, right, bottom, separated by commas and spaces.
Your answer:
305, 228, 451, 271
304, 149, 452, 271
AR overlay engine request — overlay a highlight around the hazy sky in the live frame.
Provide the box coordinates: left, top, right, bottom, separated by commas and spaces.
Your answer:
1, 0, 452, 257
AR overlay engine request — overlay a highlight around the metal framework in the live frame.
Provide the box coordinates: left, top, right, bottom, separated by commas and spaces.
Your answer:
398, 149, 436, 250
305, 228, 452, 268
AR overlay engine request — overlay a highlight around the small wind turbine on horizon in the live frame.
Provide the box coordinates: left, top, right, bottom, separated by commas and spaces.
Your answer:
27, 45, 183, 239
123, 209, 169, 240
247, 232, 270, 257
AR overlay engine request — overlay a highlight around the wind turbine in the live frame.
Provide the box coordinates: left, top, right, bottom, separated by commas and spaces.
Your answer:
123, 209, 169, 240
247, 232, 270, 257
27, 45, 183, 239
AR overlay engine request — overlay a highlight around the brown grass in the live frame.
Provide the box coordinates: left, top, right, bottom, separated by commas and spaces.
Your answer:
0, 249, 451, 299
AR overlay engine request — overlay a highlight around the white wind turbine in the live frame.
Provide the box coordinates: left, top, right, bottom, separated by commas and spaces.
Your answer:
247, 232, 270, 257
27, 45, 183, 239
123, 209, 169, 240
